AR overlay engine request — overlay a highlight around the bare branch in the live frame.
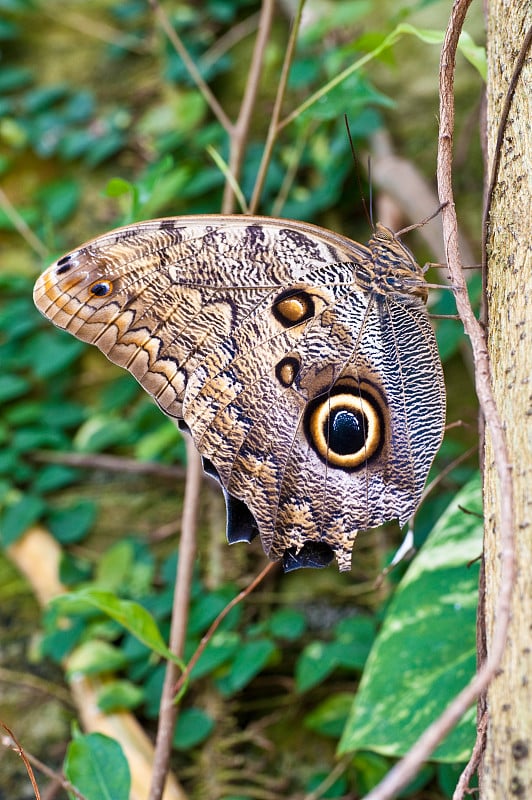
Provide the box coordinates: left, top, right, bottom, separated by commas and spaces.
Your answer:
30, 449, 186, 481
173, 561, 276, 697
249, 0, 306, 213
149, 0, 233, 134
0, 188, 48, 259
148, 436, 203, 800
222, 0, 275, 212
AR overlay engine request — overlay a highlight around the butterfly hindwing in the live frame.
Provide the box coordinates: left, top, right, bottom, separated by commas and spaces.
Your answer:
34, 215, 445, 571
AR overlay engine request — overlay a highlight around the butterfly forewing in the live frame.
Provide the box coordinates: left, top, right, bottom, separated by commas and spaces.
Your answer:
34, 215, 445, 571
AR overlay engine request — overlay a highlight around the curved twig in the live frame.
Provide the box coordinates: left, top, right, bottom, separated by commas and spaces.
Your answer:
148, 436, 203, 800
249, 0, 306, 213
149, 0, 233, 134
222, 0, 275, 213
173, 561, 276, 698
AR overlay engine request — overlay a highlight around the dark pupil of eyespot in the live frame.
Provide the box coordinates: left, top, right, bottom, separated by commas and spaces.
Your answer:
326, 409, 366, 455
91, 283, 110, 296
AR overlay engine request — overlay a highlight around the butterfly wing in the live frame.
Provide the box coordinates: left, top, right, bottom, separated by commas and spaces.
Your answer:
34, 215, 445, 571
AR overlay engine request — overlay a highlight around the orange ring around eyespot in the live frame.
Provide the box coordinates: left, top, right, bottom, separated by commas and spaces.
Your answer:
89, 279, 113, 297
308, 392, 381, 468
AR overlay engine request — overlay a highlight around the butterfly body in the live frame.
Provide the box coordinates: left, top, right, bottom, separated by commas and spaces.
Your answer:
34, 215, 445, 571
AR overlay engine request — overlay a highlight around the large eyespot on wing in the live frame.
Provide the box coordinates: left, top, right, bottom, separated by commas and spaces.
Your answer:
305, 387, 384, 469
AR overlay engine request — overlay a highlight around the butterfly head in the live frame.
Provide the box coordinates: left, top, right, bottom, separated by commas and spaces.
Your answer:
368, 223, 428, 301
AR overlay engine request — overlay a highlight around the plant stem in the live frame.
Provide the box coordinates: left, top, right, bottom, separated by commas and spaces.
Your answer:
149, 0, 233, 134
148, 436, 202, 800
249, 0, 306, 214
222, 0, 275, 213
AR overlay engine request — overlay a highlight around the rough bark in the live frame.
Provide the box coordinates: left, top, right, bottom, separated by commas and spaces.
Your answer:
480, 3, 532, 797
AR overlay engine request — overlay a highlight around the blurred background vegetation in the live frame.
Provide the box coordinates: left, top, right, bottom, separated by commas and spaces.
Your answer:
0, 0, 484, 798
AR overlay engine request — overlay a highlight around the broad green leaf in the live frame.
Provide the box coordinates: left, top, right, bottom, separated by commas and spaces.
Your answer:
37, 178, 80, 223
32, 464, 78, 493
339, 475, 482, 762
0, 374, 29, 402
187, 586, 241, 635
395, 24, 486, 80
64, 732, 130, 800
269, 608, 306, 640
188, 630, 241, 681
173, 707, 214, 750
305, 693, 354, 738
66, 640, 128, 677
94, 540, 135, 591
30, 330, 85, 377
52, 589, 185, 669
296, 641, 341, 693
305, 770, 348, 798
48, 500, 97, 544
96, 680, 144, 713
0, 493, 45, 546
216, 638, 277, 695
73, 414, 133, 452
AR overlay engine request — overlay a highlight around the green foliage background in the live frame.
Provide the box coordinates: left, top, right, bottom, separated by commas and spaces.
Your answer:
0, 1, 484, 798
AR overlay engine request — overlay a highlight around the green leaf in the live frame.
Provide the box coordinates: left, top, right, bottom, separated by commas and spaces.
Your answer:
173, 707, 214, 750
105, 177, 135, 197
64, 732, 130, 800
269, 608, 306, 640
305, 770, 348, 798
296, 641, 340, 693
438, 762, 473, 796
33, 464, 78, 493
187, 586, 241, 635
94, 540, 135, 591
352, 751, 394, 795
333, 615, 376, 670
188, 630, 240, 681
37, 178, 80, 223
0, 65, 32, 92
51, 589, 185, 668
30, 331, 85, 378
395, 24, 486, 80
305, 693, 354, 738
0, 374, 29, 402
216, 638, 277, 695
48, 500, 97, 544
339, 475, 483, 762
40, 613, 86, 662
134, 420, 182, 461
96, 680, 144, 713
59, 552, 92, 586
0, 493, 45, 546
294, 618, 374, 692
73, 414, 133, 452
67, 640, 128, 677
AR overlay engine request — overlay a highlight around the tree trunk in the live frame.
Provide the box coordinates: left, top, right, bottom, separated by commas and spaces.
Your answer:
480, 2, 532, 797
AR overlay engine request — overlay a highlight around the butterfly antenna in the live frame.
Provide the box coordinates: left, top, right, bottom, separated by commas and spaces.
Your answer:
343, 114, 373, 230
396, 202, 448, 236
367, 156, 374, 229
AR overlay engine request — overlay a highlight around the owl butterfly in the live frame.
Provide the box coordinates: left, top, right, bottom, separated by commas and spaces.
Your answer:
33, 216, 445, 572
